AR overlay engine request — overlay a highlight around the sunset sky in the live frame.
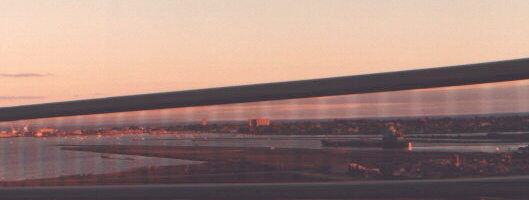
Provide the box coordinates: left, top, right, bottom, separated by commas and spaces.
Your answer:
2, 1, 529, 126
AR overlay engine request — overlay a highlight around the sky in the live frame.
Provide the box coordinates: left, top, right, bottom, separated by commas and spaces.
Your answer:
2, 0, 529, 126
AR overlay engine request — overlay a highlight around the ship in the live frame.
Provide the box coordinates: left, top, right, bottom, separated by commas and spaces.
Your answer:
322, 122, 409, 149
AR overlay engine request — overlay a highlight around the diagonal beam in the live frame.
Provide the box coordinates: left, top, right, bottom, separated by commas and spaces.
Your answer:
1, 58, 529, 122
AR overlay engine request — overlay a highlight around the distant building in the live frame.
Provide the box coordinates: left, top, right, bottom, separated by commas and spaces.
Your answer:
10, 128, 19, 135
34, 128, 56, 137
201, 118, 208, 126
248, 118, 270, 128
0, 130, 15, 137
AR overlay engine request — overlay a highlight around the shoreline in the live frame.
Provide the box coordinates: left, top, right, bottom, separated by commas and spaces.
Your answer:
3, 144, 529, 187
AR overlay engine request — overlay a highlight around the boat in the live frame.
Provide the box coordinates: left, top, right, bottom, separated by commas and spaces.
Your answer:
321, 139, 409, 149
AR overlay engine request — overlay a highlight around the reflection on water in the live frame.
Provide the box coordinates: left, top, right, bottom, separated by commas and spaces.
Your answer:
0, 136, 201, 181
0, 133, 527, 182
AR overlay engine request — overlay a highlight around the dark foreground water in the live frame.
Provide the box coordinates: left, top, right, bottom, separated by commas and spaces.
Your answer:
0, 133, 527, 181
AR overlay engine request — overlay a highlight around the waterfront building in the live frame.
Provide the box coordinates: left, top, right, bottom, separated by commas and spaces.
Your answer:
34, 128, 56, 137
248, 118, 270, 128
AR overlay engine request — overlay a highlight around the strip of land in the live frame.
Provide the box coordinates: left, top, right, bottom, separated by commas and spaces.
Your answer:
2, 144, 529, 187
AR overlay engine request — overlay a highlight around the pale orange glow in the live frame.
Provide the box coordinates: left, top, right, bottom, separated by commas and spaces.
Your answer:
2, 1, 529, 107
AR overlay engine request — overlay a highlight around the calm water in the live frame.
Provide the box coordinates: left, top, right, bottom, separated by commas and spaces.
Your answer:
0, 133, 527, 181
0, 135, 202, 182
